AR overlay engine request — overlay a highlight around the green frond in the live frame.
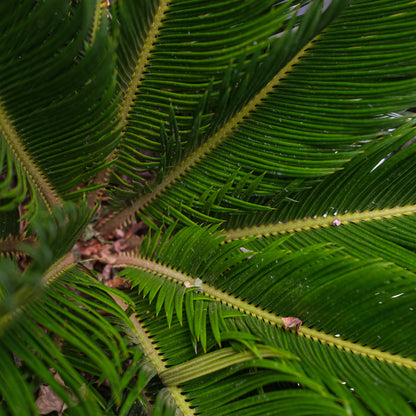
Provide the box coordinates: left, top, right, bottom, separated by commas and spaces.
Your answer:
0, 121, 51, 234
221, 119, 416, 271
0, 266, 143, 415
161, 345, 298, 386
3, 0, 416, 414
109, 0, 163, 96
251, 118, 416, 225
0, 201, 154, 414
104, 0, 416, 231
117, 224, 416, 414
0, 202, 91, 337
105, 0, 346, 208
0, 134, 28, 211
240, 211, 416, 273
221, 314, 416, 416
118, 225, 250, 351
0, 0, 120, 198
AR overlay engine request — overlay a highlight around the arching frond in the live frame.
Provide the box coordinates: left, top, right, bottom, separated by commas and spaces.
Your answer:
2, 0, 416, 415
221, 118, 416, 274
0, 0, 120, 198
113, 225, 416, 414
0, 202, 155, 414
102, 0, 416, 231
0, 265, 145, 415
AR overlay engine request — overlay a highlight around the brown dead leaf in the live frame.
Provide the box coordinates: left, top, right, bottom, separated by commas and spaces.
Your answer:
105, 275, 131, 289
36, 371, 84, 414
282, 317, 302, 335
36, 385, 67, 415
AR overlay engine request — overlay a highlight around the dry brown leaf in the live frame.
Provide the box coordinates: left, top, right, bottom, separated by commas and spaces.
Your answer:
281, 317, 302, 335
36, 385, 67, 415
105, 275, 131, 289
36, 372, 84, 414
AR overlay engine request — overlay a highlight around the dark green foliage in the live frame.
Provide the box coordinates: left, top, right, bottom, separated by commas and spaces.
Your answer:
1, 0, 416, 415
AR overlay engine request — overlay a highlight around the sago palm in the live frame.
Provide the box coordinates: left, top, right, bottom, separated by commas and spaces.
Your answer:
1, 0, 416, 414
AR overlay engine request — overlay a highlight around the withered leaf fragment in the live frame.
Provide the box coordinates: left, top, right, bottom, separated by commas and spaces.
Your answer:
36, 385, 67, 415
282, 317, 302, 335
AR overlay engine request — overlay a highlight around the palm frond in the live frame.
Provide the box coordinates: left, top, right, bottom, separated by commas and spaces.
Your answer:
221, 119, 416, 273
0, 202, 90, 329
130, 275, 416, 415
0, 133, 28, 212
0, 266, 143, 415
108, 0, 161, 95
0, 0, 119, 198
103, 0, 345, 209
114, 224, 416, 414
2, 1, 416, 414
0, 202, 150, 414
102, 0, 416, 231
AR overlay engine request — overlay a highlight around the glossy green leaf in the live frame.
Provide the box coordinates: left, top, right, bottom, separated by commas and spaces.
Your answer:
2, 0, 416, 415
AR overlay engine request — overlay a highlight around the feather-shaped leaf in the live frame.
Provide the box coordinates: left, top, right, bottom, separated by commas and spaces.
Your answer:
0, 0, 119, 200
2, 0, 416, 415
116, 224, 416, 414
101, 0, 416, 232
